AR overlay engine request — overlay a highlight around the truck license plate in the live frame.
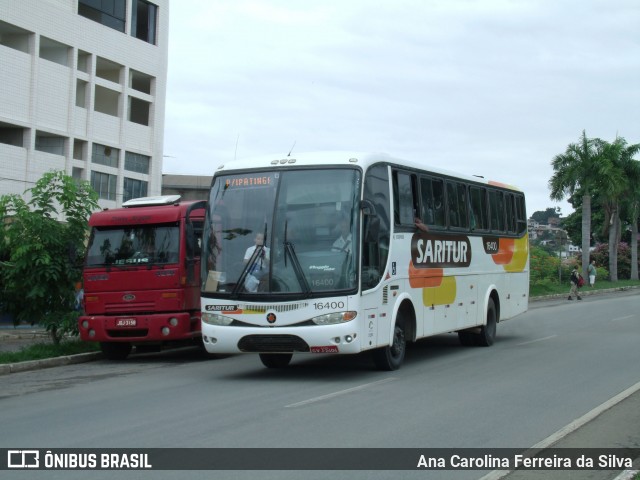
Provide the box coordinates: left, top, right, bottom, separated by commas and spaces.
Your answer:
115, 318, 137, 327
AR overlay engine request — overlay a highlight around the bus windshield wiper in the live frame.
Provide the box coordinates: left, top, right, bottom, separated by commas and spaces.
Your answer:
283, 241, 312, 298
231, 244, 265, 298
231, 223, 269, 298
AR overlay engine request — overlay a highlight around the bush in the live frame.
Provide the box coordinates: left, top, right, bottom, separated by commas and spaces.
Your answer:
590, 243, 636, 280
530, 247, 561, 284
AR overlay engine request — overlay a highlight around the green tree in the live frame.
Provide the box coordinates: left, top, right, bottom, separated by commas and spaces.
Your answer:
530, 207, 561, 224
618, 141, 640, 280
0, 171, 98, 344
549, 131, 603, 279
596, 137, 640, 281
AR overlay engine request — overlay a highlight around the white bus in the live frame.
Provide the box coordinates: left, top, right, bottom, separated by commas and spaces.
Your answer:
200, 152, 529, 370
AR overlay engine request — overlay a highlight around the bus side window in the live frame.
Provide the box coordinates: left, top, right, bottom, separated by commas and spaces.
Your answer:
393, 170, 417, 227
432, 178, 445, 227
515, 194, 527, 235
489, 189, 505, 233
469, 186, 488, 231
419, 177, 434, 224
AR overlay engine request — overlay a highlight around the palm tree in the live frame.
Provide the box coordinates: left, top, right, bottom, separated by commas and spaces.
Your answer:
618, 141, 640, 280
596, 137, 640, 281
549, 131, 603, 279
596, 138, 626, 281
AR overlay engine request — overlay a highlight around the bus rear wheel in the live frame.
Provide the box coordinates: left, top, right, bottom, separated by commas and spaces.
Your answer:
259, 353, 292, 368
476, 298, 497, 347
372, 321, 406, 371
100, 342, 132, 360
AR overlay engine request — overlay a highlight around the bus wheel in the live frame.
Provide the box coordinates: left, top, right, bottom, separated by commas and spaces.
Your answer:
372, 321, 406, 371
259, 353, 293, 369
100, 342, 132, 360
476, 298, 497, 347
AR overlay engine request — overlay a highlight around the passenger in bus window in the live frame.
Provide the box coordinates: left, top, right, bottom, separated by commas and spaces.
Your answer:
244, 233, 270, 292
414, 217, 429, 232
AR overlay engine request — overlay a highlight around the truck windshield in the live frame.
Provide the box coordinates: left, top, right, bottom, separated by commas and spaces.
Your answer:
202, 167, 361, 297
86, 223, 180, 267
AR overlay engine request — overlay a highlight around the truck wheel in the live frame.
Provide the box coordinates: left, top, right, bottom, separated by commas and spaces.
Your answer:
100, 342, 132, 360
475, 298, 497, 347
259, 353, 292, 368
372, 319, 406, 371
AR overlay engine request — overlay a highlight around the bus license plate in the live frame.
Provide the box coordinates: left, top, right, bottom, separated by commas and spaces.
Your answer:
115, 319, 137, 327
310, 346, 339, 353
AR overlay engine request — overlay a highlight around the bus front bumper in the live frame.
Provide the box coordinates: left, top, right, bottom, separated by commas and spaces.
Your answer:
201, 322, 362, 355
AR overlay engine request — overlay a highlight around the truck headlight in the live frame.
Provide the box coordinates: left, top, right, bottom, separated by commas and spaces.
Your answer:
311, 311, 357, 325
202, 312, 233, 326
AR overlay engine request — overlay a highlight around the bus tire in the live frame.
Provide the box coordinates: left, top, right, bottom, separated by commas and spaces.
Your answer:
259, 353, 293, 368
476, 298, 497, 347
372, 320, 406, 371
100, 342, 132, 360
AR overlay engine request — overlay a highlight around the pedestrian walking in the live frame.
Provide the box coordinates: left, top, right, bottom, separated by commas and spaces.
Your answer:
587, 260, 597, 287
568, 265, 583, 300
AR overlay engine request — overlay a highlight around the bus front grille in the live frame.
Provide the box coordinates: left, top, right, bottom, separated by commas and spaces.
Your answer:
237, 335, 310, 353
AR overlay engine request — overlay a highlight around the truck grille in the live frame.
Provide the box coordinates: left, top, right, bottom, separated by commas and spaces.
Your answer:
107, 329, 149, 338
237, 335, 310, 353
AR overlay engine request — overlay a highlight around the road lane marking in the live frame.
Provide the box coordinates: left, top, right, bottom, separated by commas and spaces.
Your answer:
285, 378, 397, 408
611, 315, 635, 322
480, 380, 640, 480
516, 335, 557, 346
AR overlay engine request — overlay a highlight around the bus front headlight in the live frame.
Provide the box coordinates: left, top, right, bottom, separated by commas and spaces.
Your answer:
202, 312, 233, 326
311, 311, 357, 325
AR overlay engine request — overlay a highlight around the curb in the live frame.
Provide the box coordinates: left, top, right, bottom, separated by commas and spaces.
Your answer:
530, 285, 640, 302
0, 351, 103, 376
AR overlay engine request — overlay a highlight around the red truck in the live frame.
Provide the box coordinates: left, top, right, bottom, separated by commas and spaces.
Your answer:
78, 195, 206, 360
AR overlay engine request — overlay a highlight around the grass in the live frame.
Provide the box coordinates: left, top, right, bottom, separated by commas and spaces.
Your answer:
0, 339, 99, 365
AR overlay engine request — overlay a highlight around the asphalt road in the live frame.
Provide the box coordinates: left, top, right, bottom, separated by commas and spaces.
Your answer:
0, 290, 638, 480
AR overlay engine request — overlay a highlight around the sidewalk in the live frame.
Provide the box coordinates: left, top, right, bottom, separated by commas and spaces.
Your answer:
0, 323, 102, 374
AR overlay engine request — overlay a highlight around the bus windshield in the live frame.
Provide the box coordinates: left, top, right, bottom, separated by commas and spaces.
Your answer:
86, 223, 180, 267
202, 168, 361, 297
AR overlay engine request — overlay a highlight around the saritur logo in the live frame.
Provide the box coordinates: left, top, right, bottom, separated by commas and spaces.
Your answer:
8, 450, 39, 468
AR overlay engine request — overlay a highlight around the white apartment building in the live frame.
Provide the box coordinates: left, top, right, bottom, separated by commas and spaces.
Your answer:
0, 0, 168, 209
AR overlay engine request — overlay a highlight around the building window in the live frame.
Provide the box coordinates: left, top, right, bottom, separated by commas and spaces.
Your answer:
129, 69, 153, 94
92, 143, 119, 168
125, 152, 150, 174
74, 139, 88, 160
96, 56, 122, 83
78, 0, 126, 33
39, 36, 71, 67
76, 79, 88, 108
94, 85, 120, 117
0, 122, 25, 148
132, 0, 157, 44
35, 131, 66, 155
128, 96, 150, 125
123, 177, 148, 202
91, 171, 117, 200
0, 20, 32, 53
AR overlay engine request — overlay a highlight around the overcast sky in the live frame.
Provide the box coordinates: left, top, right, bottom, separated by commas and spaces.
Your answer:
163, 0, 640, 217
